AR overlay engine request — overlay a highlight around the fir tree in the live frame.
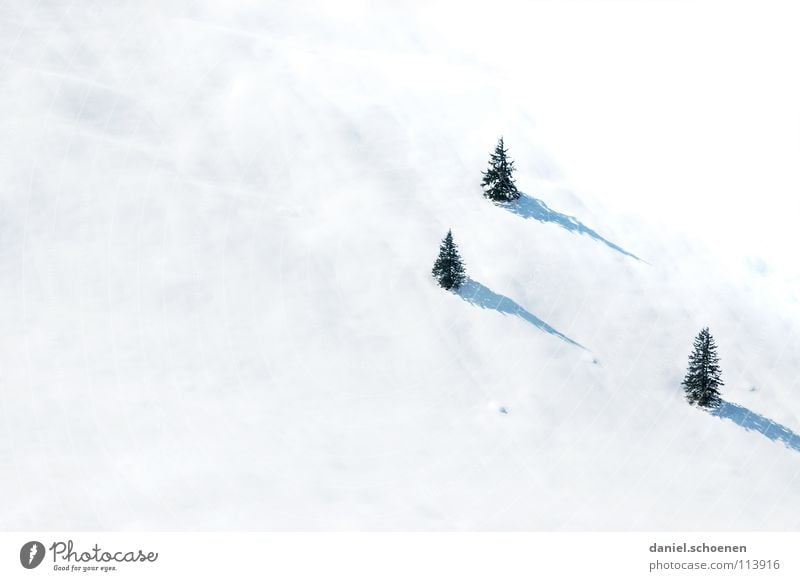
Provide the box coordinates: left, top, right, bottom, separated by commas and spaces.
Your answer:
431, 229, 466, 290
481, 137, 519, 202
681, 327, 723, 409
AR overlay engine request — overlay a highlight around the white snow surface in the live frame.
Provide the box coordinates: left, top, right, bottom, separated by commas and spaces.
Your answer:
1, 0, 800, 530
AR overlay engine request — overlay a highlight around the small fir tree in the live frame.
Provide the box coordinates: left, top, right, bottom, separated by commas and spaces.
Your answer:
681, 327, 723, 409
432, 230, 466, 290
481, 137, 519, 202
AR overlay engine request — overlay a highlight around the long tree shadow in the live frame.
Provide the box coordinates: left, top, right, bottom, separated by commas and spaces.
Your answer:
457, 278, 584, 349
712, 401, 800, 453
499, 192, 641, 261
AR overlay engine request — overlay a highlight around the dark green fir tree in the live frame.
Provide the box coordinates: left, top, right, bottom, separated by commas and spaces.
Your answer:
481, 137, 519, 202
432, 229, 466, 290
681, 327, 723, 409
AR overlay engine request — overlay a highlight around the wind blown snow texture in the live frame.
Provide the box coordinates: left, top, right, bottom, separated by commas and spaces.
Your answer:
1, 0, 799, 530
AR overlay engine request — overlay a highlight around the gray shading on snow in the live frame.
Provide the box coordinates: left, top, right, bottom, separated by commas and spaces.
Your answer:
713, 401, 800, 453
745, 256, 769, 276
499, 192, 640, 261
458, 279, 584, 349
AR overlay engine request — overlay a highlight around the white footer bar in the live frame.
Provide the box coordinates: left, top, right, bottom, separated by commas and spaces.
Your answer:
2, 533, 796, 580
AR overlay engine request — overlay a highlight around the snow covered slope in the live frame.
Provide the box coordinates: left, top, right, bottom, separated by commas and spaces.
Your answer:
1, 0, 799, 530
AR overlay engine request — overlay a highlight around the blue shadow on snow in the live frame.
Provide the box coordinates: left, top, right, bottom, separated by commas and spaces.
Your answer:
499, 192, 641, 261
457, 278, 584, 349
712, 400, 800, 453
